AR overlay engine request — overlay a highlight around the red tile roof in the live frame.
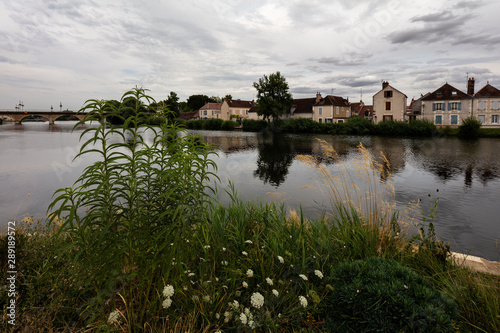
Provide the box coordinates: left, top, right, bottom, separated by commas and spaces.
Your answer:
178, 111, 198, 119
474, 83, 500, 98
200, 102, 222, 110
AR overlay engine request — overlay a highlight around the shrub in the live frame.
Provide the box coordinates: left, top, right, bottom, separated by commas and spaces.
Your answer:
458, 116, 481, 139
186, 119, 203, 129
203, 118, 224, 130
281, 118, 323, 133
221, 120, 237, 130
345, 116, 374, 135
407, 119, 436, 137
242, 119, 267, 132
322, 257, 458, 333
374, 120, 408, 136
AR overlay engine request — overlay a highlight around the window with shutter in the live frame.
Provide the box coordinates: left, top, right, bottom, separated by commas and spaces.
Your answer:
451, 115, 458, 125
435, 115, 442, 124
385, 102, 391, 110
478, 115, 485, 124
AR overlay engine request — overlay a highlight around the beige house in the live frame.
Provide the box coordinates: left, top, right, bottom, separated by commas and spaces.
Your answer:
421, 83, 472, 127
199, 102, 222, 120
372, 81, 407, 123
312, 93, 351, 123
473, 82, 500, 128
220, 99, 256, 121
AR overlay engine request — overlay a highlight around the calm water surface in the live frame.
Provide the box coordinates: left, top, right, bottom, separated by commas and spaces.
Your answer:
1, 122, 499, 260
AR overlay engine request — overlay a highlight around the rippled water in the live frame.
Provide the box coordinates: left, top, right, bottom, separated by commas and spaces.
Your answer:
1, 122, 499, 260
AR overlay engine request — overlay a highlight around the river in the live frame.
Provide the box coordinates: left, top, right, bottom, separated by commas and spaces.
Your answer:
1, 121, 499, 260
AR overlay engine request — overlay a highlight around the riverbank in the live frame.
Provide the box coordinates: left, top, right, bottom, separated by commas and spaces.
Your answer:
1, 199, 499, 332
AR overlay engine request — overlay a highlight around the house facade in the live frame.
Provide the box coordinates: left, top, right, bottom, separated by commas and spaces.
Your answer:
199, 102, 222, 120
473, 82, 500, 128
421, 83, 472, 127
312, 93, 351, 123
220, 99, 256, 121
372, 81, 407, 123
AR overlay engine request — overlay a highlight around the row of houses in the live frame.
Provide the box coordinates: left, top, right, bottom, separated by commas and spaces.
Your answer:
181, 77, 500, 128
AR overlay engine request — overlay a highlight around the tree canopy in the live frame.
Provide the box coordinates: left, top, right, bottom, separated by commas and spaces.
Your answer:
253, 72, 293, 123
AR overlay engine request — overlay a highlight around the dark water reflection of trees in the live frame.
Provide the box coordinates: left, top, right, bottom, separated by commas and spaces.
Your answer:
194, 131, 500, 188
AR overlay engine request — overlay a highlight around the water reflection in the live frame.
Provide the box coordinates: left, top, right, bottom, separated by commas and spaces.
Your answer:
1, 124, 499, 259
253, 132, 295, 187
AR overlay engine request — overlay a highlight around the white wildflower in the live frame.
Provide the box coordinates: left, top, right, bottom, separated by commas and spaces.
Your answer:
299, 274, 308, 281
224, 311, 231, 322
277, 255, 284, 263
242, 251, 248, 256
230, 300, 239, 309
266, 277, 273, 285
222, 247, 226, 251
272, 289, 279, 297
250, 292, 265, 309
203, 245, 210, 249
299, 295, 308, 308
314, 270, 324, 279
239, 313, 248, 325
203, 295, 211, 303
188, 272, 195, 277
107, 309, 120, 324
246, 269, 254, 277
163, 284, 174, 298
242, 281, 248, 288
248, 320, 256, 329
221, 260, 228, 266
245, 240, 253, 244
162, 297, 172, 309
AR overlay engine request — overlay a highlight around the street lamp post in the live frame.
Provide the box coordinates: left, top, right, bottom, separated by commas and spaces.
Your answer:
60, 102, 62, 112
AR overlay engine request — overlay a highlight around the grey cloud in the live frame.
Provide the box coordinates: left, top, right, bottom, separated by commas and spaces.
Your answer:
322, 75, 380, 88
0, 56, 19, 64
304, 66, 332, 74
410, 10, 455, 23
310, 52, 372, 67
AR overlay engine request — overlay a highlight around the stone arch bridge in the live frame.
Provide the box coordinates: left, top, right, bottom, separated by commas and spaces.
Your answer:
0, 110, 88, 124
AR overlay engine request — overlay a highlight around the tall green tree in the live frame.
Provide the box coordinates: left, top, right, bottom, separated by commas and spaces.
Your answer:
253, 71, 293, 123
187, 94, 210, 111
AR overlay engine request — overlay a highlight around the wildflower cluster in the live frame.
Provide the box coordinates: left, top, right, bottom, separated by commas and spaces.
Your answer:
162, 284, 174, 309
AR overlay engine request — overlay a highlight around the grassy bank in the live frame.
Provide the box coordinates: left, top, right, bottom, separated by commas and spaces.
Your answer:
1, 89, 498, 332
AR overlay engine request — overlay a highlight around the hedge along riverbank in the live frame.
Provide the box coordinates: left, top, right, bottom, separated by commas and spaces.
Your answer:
241, 117, 500, 138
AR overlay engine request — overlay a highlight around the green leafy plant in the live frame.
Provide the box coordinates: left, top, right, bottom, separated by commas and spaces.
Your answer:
47, 87, 218, 327
323, 257, 458, 332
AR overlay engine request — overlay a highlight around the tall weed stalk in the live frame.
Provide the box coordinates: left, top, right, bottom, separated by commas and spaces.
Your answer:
48, 87, 218, 328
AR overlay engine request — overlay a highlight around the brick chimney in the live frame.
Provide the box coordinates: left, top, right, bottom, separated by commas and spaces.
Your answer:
315, 92, 322, 103
467, 77, 475, 95
382, 81, 389, 89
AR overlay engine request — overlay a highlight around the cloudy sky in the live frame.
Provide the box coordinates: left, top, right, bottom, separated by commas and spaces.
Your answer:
1, 0, 500, 110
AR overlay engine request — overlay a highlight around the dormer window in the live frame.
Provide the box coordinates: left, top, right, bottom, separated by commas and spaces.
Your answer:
436, 92, 442, 98
384, 91, 393, 98
452, 91, 457, 96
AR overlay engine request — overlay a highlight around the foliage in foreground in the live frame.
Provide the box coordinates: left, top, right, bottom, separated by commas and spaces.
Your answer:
323, 257, 458, 332
1, 88, 499, 332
